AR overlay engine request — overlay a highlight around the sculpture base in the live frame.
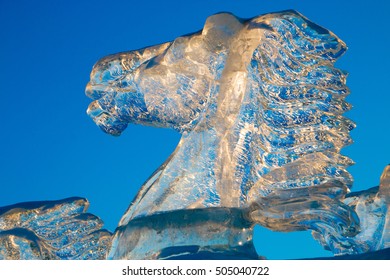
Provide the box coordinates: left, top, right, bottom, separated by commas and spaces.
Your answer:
108, 207, 260, 260
303, 248, 390, 260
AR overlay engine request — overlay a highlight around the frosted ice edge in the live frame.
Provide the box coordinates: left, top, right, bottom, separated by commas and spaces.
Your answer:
0, 197, 112, 260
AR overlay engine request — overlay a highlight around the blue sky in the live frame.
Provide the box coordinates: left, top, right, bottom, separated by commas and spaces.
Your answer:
1, 0, 389, 259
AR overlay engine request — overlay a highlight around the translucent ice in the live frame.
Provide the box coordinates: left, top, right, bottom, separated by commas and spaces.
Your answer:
0, 198, 112, 260
0, 10, 387, 260
85, 10, 379, 259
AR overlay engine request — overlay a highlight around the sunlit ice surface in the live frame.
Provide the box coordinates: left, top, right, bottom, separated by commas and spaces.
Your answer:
1, 10, 388, 260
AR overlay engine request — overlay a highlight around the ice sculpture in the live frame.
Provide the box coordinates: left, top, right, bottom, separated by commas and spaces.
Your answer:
0, 10, 389, 260
84, 10, 389, 259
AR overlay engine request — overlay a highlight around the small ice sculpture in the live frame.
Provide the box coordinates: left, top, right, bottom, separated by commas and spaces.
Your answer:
0, 10, 388, 260
0, 198, 111, 259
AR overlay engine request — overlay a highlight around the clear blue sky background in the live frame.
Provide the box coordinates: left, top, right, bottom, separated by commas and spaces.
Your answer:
1, 0, 389, 259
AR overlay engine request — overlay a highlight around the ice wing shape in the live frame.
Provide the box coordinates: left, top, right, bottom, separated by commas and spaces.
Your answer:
0, 197, 112, 260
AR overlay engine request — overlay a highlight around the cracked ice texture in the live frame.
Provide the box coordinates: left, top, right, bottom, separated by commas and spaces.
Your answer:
85, 11, 388, 257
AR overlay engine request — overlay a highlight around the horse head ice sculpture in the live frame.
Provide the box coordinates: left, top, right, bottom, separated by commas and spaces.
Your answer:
0, 10, 388, 260
85, 10, 389, 259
